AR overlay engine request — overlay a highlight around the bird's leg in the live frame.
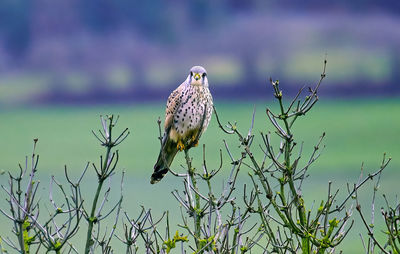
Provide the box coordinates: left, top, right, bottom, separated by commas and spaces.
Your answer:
191, 135, 199, 147
177, 139, 185, 151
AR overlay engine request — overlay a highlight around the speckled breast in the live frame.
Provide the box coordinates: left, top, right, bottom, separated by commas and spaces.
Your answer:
173, 85, 213, 139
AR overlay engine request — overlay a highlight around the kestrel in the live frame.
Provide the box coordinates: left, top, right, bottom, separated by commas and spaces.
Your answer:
151, 66, 213, 184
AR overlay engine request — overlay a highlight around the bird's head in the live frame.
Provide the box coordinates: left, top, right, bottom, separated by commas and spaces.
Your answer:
187, 66, 208, 87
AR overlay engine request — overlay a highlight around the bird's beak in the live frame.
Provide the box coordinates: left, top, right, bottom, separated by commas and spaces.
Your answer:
194, 73, 201, 81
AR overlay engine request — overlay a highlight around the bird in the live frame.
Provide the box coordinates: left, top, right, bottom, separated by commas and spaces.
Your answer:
151, 66, 213, 184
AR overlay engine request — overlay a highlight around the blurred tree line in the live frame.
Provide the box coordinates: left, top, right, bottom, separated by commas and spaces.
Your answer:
0, 0, 31, 57
1, 0, 399, 57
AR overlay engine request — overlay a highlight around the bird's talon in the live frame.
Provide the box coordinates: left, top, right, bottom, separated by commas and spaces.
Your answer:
190, 135, 199, 147
177, 141, 185, 151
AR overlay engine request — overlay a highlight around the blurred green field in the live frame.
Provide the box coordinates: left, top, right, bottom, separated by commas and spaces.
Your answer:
0, 98, 399, 253
0, 98, 398, 174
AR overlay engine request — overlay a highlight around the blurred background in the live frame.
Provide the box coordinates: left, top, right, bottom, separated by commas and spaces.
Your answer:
0, 0, 399, 252
0, 0, 400, 106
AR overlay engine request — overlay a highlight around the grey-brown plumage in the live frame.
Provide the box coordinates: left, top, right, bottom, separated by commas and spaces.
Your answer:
151, 66, 213, 184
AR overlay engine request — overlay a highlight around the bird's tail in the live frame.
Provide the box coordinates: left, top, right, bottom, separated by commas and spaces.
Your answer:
151, 138, 178, 184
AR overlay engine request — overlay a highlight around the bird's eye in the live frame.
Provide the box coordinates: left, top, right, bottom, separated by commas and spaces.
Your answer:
190, 71, 193, 76
202, 73, 207, 77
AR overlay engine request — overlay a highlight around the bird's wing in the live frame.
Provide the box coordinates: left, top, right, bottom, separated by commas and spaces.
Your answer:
164, 82, 185, 130
193, 94, 213, 144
